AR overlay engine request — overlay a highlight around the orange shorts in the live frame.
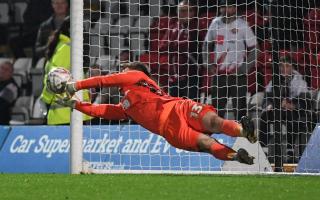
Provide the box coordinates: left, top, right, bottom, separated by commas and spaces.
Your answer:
162, 99, 216, 151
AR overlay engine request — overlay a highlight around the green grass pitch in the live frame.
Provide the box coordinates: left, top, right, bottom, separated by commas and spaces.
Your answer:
0, 174, 319, 200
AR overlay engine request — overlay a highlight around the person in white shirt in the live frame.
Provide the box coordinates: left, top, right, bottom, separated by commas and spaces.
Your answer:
202, 0, 257, 121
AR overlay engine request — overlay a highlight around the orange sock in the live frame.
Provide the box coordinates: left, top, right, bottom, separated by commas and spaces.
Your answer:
220, 119, 242, 137
210, 141, 236, 160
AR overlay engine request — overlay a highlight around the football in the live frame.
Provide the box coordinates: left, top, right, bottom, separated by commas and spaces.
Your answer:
47, 67, 72, 94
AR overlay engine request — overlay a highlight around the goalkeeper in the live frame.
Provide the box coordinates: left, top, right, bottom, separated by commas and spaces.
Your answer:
56, 62, 257, 164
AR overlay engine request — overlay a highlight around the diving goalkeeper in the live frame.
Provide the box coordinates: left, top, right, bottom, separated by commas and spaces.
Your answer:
56, 62, 257, 165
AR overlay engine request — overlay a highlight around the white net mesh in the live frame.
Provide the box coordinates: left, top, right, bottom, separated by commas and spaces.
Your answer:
81, 0, 320, 173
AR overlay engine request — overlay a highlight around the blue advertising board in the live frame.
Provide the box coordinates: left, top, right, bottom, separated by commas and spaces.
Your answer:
0, 126, 69, 173
0, 125, 235, 173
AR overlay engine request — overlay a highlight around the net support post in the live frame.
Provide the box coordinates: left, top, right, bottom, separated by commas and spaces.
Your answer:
270, 0, 283, 172
70, 0, 84, 174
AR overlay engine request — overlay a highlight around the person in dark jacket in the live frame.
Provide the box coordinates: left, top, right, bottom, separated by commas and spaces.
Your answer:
8, 0, 53, 59
159, 0, 201, 100
0, 61, 19, 124
34, 0, 69, 60
259, 55, 313, 163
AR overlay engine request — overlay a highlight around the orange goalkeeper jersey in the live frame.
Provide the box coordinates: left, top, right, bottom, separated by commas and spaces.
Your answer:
75, 71, 182, 135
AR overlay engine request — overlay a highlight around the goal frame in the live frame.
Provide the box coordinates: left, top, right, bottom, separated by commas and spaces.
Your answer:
70, 0, 84, 174
69, 0, 320, 175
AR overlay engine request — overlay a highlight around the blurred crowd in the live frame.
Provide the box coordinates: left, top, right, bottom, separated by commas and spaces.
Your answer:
0, 0, 320, 163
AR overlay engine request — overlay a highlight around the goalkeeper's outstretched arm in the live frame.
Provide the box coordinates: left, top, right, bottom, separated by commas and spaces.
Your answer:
66, 70, 148, 96
74, 101, 127, 120
56, 97, 128, 120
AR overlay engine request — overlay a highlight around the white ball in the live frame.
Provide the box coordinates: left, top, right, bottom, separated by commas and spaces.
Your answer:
47, 67, 71, 94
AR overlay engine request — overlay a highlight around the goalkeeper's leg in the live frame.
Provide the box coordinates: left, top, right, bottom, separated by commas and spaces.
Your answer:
202, 111, 257, 143
196, 134, 254, 165
162, 103, 254, 165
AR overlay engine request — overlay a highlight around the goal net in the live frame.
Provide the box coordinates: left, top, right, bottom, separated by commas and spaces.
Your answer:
75, 0, 320, 174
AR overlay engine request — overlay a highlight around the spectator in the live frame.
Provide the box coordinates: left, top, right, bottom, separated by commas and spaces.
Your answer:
149, 2, 177, 52
202, 0, 257, 121
8, 0, 53, 59
40, 17, 92, 125
0, 61, 19, 125
259, 55, 313, 163
34, 0, 69, 61
148, 2, 177, 91
159, 0, 201, 100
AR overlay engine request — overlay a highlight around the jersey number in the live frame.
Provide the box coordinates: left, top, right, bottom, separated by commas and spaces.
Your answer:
191, 104, 203, 114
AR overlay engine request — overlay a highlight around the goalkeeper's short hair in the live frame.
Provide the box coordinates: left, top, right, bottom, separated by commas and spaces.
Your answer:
121, 62, 151, 77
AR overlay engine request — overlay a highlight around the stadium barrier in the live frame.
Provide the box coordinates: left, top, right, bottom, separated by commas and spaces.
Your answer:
0, 125, 271, 173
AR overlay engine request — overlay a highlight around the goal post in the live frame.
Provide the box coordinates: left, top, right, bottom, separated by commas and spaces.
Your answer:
70, 0, 84, 174
70, 0, 320, 174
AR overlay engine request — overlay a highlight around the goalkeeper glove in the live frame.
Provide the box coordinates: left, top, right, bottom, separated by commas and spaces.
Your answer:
55, 95, 77, 109
65, 82, 77, 97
